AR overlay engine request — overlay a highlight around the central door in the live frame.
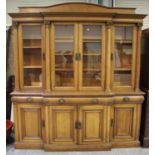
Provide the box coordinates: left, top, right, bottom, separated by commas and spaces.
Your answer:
51, 23, 105, 91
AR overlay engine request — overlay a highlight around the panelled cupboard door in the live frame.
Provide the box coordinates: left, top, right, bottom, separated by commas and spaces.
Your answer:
111, 24, 136, 91
18, 24, 44, 91
78, 106, 106, 144
17, 104, 43, 143
51, 23, 78, 91
49, 106, 77, 144
111, 104, 137, 142
79, 24, 105, 91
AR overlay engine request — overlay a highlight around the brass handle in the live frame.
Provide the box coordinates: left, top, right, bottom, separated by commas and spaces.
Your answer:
111, 119, 114, 127
75, 122, 82, 129
91, 98, 99, 104
123, 96, 130, 102
26, 97, 33, 103
75, 53, 81, 61
58, 98, 65, 104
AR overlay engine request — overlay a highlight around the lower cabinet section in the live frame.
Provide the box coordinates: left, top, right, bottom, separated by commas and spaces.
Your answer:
13, 97, 143, 151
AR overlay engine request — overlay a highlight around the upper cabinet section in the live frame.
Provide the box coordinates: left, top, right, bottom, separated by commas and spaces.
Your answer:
9, 3, 146, 93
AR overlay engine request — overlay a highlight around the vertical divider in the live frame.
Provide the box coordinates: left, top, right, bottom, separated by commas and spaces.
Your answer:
78, 24, 83, 90
51, 23, 55, 90
13, 21, 20, 90
44, 21, 51, 92
105, 21, 113, 93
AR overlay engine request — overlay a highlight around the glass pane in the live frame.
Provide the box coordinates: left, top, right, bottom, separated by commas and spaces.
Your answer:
114, 26, 133, 86
82, 25, 102, 87
22, 25, 42, 87
114, 71, 131, 86
83, 71, 101, 86
24, 68, 42, 86
54, 25, 74, 87
55, 71, 74, 86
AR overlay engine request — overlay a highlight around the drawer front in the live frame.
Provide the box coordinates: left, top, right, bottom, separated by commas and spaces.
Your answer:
44, 97, 113, 105
12, 96, 43, 103
114, 96, 144, 103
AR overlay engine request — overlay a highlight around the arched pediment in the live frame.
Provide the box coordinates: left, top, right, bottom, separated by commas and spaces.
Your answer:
19, 2, 135, 14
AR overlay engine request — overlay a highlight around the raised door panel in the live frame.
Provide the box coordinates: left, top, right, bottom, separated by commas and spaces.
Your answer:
111, 104, 137, 141
79, 106, 106, 144
49, 106, 77, 144
17, 104, 43, 143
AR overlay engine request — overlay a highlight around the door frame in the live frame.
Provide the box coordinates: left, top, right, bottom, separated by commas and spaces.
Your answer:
51, 22, 79, 91
78, 23, 106, 91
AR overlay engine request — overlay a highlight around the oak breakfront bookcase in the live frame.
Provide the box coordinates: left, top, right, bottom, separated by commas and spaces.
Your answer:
9, 3, 146, 151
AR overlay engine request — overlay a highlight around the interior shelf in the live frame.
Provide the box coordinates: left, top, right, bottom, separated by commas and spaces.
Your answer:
83, 68, 101, 71
115, 40, 132, 44
55, 68, 73, 71
23, 46, 41, 49
114, 68, 132, 71
24, 66, 42, 69
55, 39, 73, 43
83, 53, 101, 56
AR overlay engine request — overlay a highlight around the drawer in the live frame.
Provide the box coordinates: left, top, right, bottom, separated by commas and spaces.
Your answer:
114, 96, 144, 103
12, 96, 43, 103
44, 97, 113, 105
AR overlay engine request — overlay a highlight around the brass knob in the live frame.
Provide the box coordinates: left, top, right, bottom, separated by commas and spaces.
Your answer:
58, 98, 65, 104
26, 97, 33, 103
123, 97, 130, 102
91, 98, 99, 104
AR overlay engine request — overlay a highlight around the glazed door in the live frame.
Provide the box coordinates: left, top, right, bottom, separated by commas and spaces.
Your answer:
17, 104, 44, 143
111, 104, 137, 142
49, 106, 77, 144
19, 24, 44, 90
79, 24, 105, 91
111, 25, 136, 91
78, 106, 106, 144
51, 23, 78, 91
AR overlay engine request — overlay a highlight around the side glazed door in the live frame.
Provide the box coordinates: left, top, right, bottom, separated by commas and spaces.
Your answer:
18, 24, 44, 91
111, 24, 136, 91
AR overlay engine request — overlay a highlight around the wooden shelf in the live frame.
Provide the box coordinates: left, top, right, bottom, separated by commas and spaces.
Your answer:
115, 40, 132, 44
83, 53, 101, 56
23, 46, 41, 49
83, 39, 101, 43
55, 37, 74, 40
55, 53, 73, 56
114, 68, 131, 71
83, 37, 101, 40
24, 66, 42, 69
83, 68, 100, 71
55, 39, 73, 43
55, 68, 73, 71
